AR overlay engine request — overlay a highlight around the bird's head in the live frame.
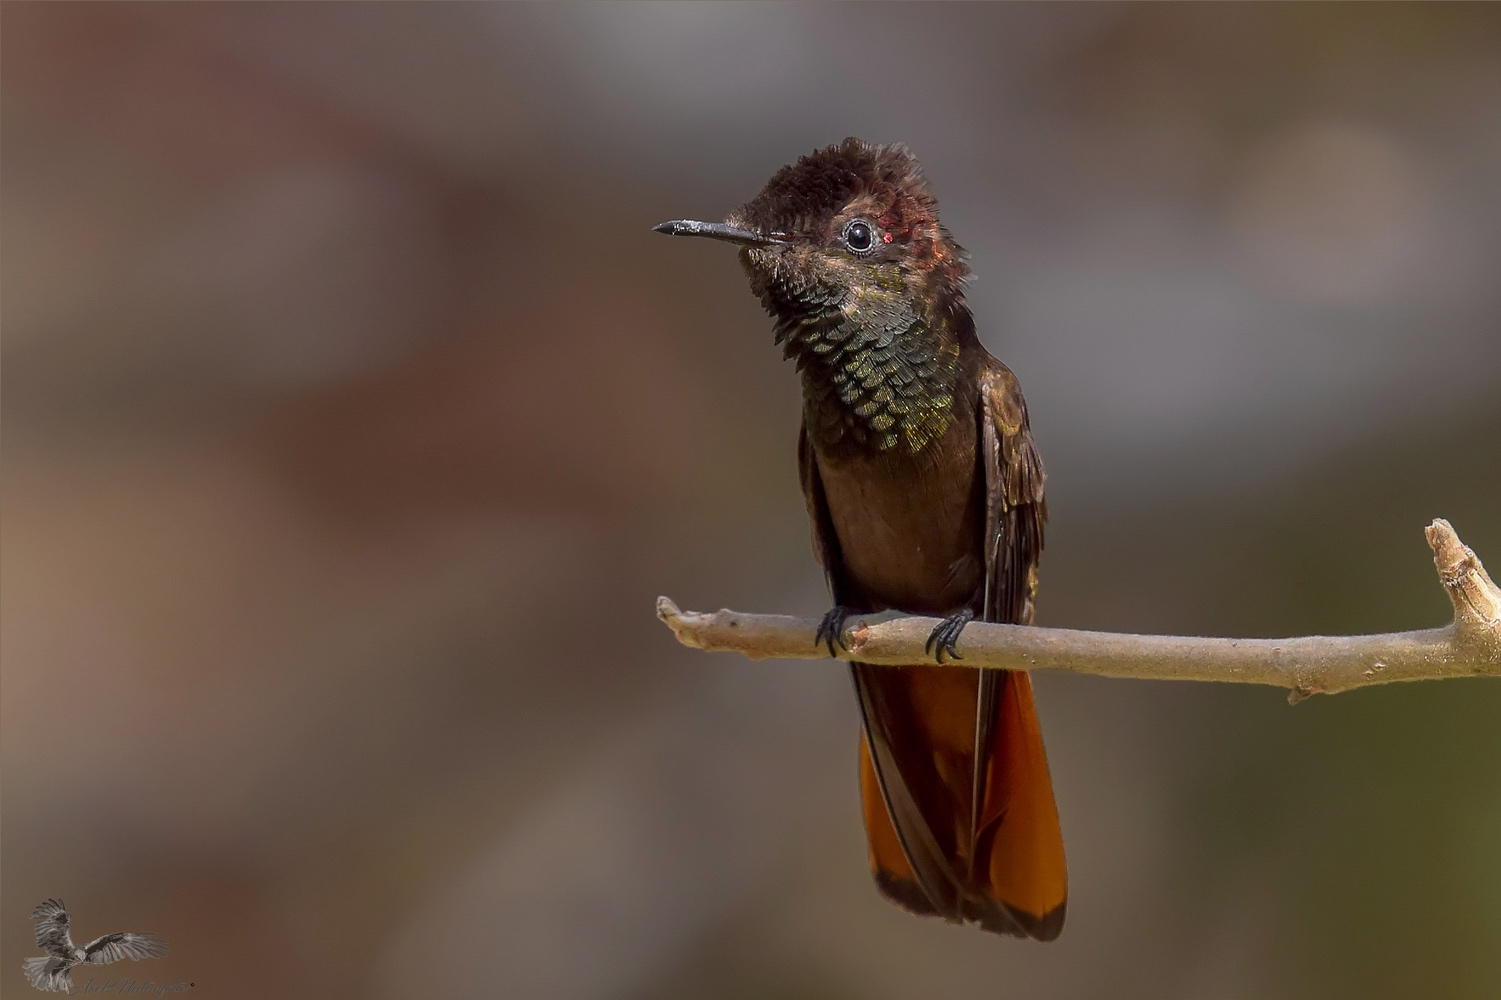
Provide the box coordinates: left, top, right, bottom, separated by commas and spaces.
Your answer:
655, 138, 969, 330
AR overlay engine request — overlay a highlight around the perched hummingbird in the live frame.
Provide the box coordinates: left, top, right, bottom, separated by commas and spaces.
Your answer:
655, 138, 1065, 940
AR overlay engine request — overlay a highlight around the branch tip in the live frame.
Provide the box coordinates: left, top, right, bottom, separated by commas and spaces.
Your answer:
1426, 519, 1468, 581
655, 595, 681, 624
1425, 520, 1501, 633
656, 596, 704, 649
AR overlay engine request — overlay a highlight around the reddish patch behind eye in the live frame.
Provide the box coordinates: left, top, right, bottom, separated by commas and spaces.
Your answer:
882, 231, 893, 244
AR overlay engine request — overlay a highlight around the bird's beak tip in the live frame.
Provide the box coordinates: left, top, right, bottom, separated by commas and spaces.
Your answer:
653, 219, 781, 245
654, 219, 720, 239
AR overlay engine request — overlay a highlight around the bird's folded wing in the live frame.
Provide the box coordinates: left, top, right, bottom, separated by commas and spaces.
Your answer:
973, 358, 1066, 939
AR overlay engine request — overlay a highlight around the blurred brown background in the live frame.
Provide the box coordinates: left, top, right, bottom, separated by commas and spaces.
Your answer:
4, 4, 1500, 999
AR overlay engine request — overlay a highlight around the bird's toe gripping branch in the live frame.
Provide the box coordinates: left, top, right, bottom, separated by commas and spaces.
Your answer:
925, 608, 976, 663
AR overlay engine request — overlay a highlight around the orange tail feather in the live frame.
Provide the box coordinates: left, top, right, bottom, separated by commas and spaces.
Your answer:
859, 667, 1066, 939
977, 670, 1066, 938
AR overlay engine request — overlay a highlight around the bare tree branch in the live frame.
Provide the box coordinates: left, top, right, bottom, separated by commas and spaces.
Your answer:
658, 519, 1500, 702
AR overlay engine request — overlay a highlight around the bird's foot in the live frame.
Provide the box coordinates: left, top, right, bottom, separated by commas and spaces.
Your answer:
815, 605, 860, 657
925, 608, 976, 663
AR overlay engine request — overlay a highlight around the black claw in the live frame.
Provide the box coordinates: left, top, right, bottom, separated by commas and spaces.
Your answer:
815, 606, 858, 657
925, 609, 976, 663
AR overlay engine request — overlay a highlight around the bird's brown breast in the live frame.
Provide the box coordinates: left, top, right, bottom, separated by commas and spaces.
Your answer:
814, 397, 984, 616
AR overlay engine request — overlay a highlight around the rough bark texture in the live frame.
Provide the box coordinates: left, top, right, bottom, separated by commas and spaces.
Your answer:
659, 520, 1501, 702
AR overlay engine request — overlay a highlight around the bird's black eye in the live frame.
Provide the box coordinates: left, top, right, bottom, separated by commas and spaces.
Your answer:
843, 220, 874, 253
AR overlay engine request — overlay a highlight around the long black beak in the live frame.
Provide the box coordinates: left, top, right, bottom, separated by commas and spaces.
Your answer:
653, 219, 785, 246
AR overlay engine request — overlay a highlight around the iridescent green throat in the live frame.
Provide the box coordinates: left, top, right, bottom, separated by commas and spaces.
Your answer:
771, 288, 962, 456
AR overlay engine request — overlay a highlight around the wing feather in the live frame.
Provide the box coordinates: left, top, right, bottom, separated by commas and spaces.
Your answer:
973, 357, 1066, 939
30, 898, 74, 955
796, 424, 842, 593
973, 360, 1046, 849
83, 932, 169, 965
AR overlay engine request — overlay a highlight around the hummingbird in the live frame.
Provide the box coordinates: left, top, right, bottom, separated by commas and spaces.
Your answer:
655, 138, 1065, 939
